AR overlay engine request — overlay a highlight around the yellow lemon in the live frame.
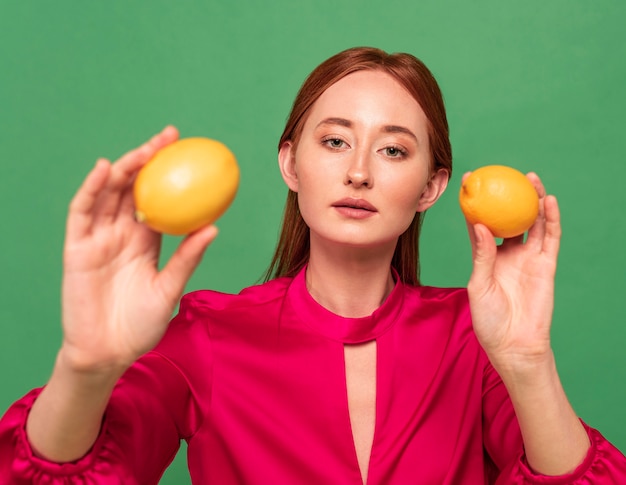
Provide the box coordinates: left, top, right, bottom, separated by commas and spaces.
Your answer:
133, 137, 239, 235
459, 165, 539, 238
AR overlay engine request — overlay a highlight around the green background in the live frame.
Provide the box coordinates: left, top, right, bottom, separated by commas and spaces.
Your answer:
1, 0, 624, 482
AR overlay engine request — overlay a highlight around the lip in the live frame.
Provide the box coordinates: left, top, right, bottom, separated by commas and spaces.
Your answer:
332, 198, 378, 219
332, 197, 378, 211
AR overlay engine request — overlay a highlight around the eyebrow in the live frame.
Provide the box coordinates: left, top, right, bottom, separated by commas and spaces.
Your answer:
316, 117, 418, 142
316, 117, 352, 128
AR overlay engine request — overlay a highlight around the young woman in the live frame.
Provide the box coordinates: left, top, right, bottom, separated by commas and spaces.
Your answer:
1, 47, 625, 484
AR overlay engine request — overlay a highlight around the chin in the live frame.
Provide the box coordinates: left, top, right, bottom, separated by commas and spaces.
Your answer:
314, 230, 399, 252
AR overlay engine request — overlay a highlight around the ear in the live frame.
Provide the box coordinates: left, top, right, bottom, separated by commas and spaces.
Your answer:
278, 141, 299, 192
416, 168, 449, 212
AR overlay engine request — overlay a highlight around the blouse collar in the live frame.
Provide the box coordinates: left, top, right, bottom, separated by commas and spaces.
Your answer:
283, 265, 405, 344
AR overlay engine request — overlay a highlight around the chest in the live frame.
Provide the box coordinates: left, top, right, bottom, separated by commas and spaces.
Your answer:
187, 322, 487, 484
344, 341, 376, 483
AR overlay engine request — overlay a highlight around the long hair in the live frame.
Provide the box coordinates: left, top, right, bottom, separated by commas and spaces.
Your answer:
265, 47, 452, 285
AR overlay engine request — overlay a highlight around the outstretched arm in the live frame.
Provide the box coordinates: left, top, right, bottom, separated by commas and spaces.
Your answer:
26, 126, 218, 463
465, 172, 590, 475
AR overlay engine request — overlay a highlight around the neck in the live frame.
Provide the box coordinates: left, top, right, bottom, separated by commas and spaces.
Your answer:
306, 237, 397, 318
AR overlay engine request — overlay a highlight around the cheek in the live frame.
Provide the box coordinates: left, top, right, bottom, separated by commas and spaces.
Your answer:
295, 175, 330, 222
294, 154, 338, 198
396, 184, 424, 208
381, 169, 430, 213
293, 172, 322, 221
295, 191, 318, 233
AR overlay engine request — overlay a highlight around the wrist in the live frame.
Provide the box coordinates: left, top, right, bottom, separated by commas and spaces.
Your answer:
488, 348, 557, 387
488, 350, 591, 475
26, 348, 126, 463
56, 344, 130, 385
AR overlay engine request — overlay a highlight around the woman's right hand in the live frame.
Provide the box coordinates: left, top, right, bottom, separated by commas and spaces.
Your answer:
59, 126, 218, 375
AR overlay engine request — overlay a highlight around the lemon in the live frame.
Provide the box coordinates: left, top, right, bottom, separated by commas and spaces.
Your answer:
133, 137, 239, 235
459, 165, 539, 238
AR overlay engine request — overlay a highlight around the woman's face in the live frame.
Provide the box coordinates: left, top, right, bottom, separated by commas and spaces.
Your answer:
279, 69, 448, 253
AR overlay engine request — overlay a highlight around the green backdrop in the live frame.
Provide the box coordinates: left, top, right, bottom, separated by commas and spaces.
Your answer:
1, 0, 624, 482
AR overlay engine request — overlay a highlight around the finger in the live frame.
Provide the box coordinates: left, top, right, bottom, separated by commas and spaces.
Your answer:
114, 125, 179, 178
541, 195, 561, 258
155, 225, 219, 301
98, 126, 180, 223
525, 172, 547, 251
66, 159, 111, 240
526, 172, 546, 198
467, 223, 498, 297
465, 218, 479, 260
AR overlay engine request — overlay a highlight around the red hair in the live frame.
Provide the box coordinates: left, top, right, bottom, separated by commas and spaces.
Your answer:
265, 47, 452, 285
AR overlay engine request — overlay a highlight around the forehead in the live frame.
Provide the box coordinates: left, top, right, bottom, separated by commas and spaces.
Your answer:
305, 70, 428, 133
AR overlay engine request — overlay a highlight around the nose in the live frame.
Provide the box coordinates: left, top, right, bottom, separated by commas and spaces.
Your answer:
344, 150, 372, 188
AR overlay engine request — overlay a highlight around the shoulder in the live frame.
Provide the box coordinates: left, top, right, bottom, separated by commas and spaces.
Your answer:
405, 284, 470, 315
150, 276, 294, 396
155, 276, 293, 353
409, 284, 468, 300
401, 284, 489, 371
400, 284, 474, 338
179, 276, 292, 316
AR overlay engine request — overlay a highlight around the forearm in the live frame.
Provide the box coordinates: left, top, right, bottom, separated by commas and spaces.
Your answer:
494, 351, 590, 476
25, 349, 127, 463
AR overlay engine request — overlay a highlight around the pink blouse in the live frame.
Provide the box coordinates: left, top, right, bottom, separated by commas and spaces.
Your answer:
1, 267, 625, 484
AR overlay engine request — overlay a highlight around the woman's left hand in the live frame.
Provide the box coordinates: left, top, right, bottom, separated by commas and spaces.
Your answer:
465, 172, 561, 372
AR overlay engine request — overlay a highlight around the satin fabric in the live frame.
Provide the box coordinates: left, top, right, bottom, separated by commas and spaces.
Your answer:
1, 267, 625, 484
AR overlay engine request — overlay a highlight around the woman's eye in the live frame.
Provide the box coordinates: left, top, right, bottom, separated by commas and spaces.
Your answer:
323, 138, 346, 149
384, 146, 406, 158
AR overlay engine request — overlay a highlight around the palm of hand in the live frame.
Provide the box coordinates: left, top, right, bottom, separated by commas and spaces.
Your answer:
59, 127, 218, 372
62, 214, 173, 370
468, 234, 556, 364
466, 176, 561, 368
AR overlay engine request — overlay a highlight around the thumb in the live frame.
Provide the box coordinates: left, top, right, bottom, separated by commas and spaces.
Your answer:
156, 225, 219, 302
468, 223, 497, 293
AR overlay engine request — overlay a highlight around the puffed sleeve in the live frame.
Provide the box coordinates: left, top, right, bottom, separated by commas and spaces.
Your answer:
482, 362, 626, 484
0, 297, 212, 485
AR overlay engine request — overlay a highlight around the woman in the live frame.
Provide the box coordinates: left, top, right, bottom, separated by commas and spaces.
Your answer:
1, 47, 625, 484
